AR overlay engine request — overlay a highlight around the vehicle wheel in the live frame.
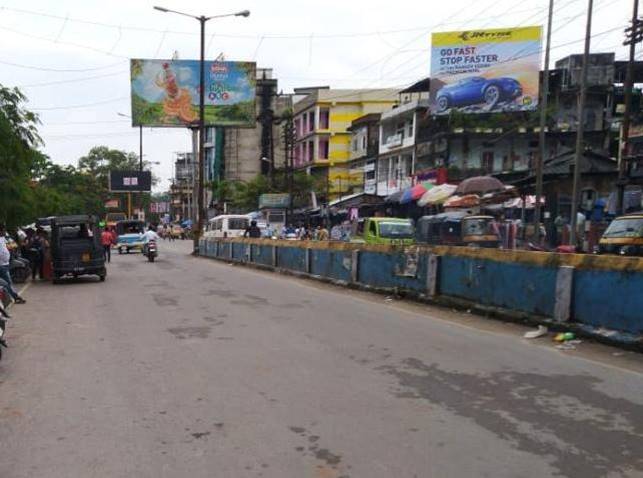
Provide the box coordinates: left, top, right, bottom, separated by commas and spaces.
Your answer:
99, 275, 106, 282
437, 95, 450, 113
118, 248, 123, 254
126, 248, 130, 254
148, 255, 155, 263
484, 85, 500, 108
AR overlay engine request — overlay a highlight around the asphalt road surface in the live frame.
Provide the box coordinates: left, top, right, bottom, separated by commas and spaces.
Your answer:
0, 240, 642, 478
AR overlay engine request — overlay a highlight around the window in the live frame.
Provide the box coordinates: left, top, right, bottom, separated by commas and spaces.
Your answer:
308, 111, 315, 132
361, 136, 367, 150
228, 218, 249, 230
319, 139, 329, 160
406, 120, 413, 139
482, 152, 494, 173
503, 155, 513, 171
295, 118, 302, 138
308, 141, 314, 162
319, 108, 329, 129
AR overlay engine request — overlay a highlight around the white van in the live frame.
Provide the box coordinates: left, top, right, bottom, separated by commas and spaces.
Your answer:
204, 215, 250, 238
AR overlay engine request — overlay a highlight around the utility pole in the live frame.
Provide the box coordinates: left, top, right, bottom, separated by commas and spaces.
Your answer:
617, 2, 642, 214
570, 0, 594, 246
281, 112, 296, 220
534, 0, 554, 242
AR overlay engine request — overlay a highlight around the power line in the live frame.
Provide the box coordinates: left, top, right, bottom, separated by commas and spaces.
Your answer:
0, 4, 546, 39
0, 58, 126, 72
31, 96, 129, 111
17, 70, 128, 88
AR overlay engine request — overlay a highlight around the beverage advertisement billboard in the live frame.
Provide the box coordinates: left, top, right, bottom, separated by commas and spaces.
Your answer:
429, 26, 542, 115
130, 59, 256, 127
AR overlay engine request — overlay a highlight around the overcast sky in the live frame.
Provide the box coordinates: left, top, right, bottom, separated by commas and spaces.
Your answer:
0, 0, 635, 191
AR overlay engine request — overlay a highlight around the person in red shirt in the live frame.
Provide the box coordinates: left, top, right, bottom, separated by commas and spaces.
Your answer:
101, 228, 115, 263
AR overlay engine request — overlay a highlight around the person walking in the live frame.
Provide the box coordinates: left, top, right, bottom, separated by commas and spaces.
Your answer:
101, 227, 114, 263
0, 224, 26, 304
27, 228, 45, 279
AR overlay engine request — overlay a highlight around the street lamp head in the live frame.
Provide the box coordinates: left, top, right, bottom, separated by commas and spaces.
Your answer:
236, 10, 250, 17
153, 6, 169, 12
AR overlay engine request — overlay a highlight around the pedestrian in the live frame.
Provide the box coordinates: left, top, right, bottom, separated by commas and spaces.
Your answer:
101, 227, 114, 263
27, 228, 45, 279
243, 220, 261, 238
317, 224, 329, 241
0, 224, 26, 304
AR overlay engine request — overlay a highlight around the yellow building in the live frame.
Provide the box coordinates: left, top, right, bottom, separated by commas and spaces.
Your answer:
293, 87, 398, 201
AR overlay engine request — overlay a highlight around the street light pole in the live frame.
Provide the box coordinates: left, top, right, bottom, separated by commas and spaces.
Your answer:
153, 5, 250, 253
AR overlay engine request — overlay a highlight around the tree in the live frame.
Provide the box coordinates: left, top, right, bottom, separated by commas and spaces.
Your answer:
0, 84, 42, 228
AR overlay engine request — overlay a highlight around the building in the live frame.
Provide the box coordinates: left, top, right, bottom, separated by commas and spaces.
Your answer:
347, 113, 381, 195
292, 87, 399, 202
376, 80, 431, 196
169, 152, 196, 221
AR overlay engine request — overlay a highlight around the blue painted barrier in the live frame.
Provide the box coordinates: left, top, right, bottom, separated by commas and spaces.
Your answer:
199, 238, 643, 339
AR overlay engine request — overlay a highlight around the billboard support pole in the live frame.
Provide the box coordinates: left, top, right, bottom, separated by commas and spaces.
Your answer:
534, 0, 554, 243
195, 15, 206, 254
570, 0, 594, 246
127, 192, 132, 220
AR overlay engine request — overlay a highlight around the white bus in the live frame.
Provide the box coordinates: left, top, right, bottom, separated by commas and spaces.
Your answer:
204, 215, 250, 239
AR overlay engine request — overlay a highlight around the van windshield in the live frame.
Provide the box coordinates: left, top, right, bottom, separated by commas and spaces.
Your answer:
463, 218, 497, 236
379, 221, 414, 238
603, 217, 643, 238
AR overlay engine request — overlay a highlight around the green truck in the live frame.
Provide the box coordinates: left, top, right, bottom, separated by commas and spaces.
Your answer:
352, 217, 415, 245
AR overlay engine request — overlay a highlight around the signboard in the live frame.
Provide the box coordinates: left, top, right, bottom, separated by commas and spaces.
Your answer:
258, 193, 290, 209
109, 170, 152, 192
130, 59, 256, 127
150, 202, 169, 214
429, 26, 542, 115
104, 199, 120, 209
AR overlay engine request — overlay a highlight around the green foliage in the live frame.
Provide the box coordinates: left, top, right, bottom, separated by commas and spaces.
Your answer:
216, 171, 320, 212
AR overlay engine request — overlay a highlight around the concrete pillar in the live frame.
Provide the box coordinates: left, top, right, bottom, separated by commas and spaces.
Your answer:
229, 241, 234, 260
215, 240, 219, 257
426, 253, 438, 297
305, 248, 311, 274
246, 244, 252, 262
272, 245, 278, 267
554, 266, 574, 322
351, 250, 359, 283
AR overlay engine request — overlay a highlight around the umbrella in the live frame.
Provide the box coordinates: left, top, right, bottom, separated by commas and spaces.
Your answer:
455, 176, 504, 195
421, 181, 436, 191
410, 183, 428, 201
385, 190, 403, 203
400, 187, 415, 204
181, 219, 193, 228
444, 194, 480, 208
417, 183, 457, 207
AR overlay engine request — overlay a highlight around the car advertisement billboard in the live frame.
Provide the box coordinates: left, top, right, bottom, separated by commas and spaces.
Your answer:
130, 59, 256, 127
429, 26, 542, 115
109, 170, 152, 192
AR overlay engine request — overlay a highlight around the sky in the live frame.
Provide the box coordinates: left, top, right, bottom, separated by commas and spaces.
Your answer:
0, 0, 636, 191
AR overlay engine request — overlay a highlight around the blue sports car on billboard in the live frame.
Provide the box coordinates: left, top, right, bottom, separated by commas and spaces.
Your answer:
435, 76, 522, 112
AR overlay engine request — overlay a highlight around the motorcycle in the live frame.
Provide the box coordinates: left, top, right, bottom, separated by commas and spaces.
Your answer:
144, 240, 158, 263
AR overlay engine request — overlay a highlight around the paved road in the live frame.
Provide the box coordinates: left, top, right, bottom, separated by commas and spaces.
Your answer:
0, 240, 641, 478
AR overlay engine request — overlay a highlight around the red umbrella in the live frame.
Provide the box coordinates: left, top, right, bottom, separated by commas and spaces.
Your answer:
410, 183, 428, 200
455, 176, 504, 195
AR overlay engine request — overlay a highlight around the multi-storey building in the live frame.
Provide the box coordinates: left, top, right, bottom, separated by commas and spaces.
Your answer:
169, 152, 196, 221
292, 87, 398, 201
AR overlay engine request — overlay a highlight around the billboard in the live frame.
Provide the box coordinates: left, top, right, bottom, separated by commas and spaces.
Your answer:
109, 170, 152, 192
430, 26, 542, 115
258, 193, 290, 209
130, 59, 256, 127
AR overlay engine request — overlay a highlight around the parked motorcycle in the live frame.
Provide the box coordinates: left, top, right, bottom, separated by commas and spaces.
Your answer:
144, 240, 158, 263
10, 257, 31, 284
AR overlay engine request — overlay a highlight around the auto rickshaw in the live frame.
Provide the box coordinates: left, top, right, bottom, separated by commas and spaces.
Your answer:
416, 212, 500, 248
351, 217, 415, 245
596, 211, 643, 256
115, 220, 145, 254
50, 215, 106, 283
